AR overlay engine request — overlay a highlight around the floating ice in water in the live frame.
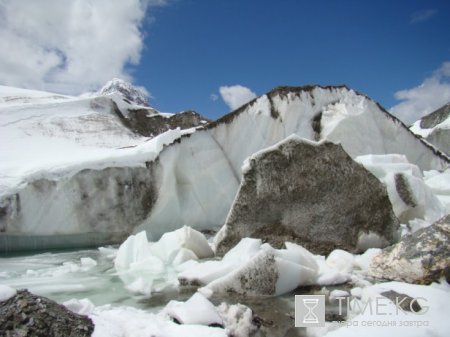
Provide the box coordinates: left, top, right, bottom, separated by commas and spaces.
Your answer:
114, 227, 213, 295
113, 227, 403, 299
150, 226, 214, 263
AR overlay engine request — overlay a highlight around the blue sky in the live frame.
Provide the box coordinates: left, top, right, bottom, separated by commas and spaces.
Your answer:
0, 0, 449, 122
136, 0, 450, 120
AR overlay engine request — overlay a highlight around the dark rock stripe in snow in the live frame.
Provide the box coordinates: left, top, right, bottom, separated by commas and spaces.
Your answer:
420, 103, 450, 129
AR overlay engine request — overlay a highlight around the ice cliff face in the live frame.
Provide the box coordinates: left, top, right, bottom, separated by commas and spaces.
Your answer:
1, 85, 448, 251
138, 85, 448, 239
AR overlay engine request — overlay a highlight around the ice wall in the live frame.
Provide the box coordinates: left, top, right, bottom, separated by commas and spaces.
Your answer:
1, 85, 448, 251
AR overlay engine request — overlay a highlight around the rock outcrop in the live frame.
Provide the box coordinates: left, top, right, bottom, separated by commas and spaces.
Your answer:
120, 109, 210, 137
0, 289, 94, 337
368, 214, 450, 284
410, 103, 450, 155
214, 136, 399, 256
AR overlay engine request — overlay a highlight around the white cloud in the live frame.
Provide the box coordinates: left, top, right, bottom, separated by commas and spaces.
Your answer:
410, 9, 437, 24
210, 93, 219, 102
219, 85, 257, 110
0, 0, 166, 94
390, 62, 450, 125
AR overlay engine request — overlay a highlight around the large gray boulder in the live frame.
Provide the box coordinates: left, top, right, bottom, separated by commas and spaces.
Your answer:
369, 214, 450, 284
214, 136, 399, 256
0, 289, 94, 337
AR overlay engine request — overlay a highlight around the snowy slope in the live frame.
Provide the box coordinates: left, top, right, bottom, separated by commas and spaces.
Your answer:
1, 85, 449, 250
0, 85, 72, 106
0, 85, 179, 197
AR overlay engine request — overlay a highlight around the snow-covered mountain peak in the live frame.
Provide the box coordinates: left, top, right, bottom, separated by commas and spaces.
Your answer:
98, 78, 149, 106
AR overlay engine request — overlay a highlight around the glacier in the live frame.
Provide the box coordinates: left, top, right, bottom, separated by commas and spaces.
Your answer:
1, 84, 448, 251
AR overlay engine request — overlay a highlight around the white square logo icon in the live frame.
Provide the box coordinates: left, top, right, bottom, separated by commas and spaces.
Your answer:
295, 295, 325, 327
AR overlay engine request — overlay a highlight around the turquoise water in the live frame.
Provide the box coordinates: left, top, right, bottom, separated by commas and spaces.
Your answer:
0, 248, 151, 309
0, 247, 344, 337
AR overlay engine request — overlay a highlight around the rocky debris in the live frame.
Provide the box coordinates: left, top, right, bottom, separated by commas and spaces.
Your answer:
0, 289, 94, 337
214, 136, 399, 256
98, 78, 149, 106
369, 214, 450, 284
121, 109, 210, 137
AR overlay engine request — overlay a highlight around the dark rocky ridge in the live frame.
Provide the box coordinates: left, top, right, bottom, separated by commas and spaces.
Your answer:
206, 85, 348, 129
100, 79, 211, 138
215, 137, 399, 256
205, 85, 449, 163
420, 103, 450, 129
122, 108, 210, 137
414, 103, 450, 155
0, 290, 94, 337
